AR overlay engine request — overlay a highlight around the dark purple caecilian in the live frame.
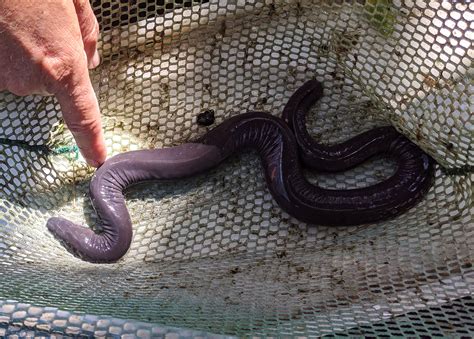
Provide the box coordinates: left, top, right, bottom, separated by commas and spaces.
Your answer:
47, 80, 435, 263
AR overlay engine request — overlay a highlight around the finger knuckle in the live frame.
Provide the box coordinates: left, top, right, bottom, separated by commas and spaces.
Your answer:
83, 19, 99, 41
39, 55, 80, 91
93, 20, 100, 39
67, 116, 101, 135
65, 85, 101, 134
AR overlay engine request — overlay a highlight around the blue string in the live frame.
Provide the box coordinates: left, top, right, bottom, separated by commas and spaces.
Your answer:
52, 145, 79, 160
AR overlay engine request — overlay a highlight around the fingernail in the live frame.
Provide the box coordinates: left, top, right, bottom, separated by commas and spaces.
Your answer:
89, 50, 100, 69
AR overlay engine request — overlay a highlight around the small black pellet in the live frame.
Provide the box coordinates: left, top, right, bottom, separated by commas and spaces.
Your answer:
196, 109, 216, 126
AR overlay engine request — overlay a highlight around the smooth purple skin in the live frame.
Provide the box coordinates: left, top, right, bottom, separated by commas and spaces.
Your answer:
282, 80, 405, 172
198, 111, 434, 226
47, 143, 223, 263
47, 81, 435, 263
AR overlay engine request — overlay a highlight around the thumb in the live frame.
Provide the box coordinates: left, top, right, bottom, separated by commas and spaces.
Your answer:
54, 59, 107, 167
73, 0, 100, 69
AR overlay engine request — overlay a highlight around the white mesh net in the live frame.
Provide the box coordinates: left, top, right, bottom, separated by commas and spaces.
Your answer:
0, 0, 472, 337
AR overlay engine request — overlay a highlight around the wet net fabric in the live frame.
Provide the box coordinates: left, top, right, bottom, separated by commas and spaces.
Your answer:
0, 0, 472, 337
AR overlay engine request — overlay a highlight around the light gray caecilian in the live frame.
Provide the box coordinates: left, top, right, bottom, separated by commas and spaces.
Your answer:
47, 80, 435, 263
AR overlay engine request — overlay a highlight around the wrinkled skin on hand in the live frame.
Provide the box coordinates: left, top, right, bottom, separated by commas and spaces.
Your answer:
0, 0, 106, 167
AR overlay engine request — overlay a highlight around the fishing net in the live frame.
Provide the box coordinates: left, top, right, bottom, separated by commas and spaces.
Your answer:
0, 0, 472, 337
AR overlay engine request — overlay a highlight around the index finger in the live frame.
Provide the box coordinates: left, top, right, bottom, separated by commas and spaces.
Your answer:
54, 63, 106, 167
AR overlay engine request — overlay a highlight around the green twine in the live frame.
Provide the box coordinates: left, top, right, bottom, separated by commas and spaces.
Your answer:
0, 138, 80, 162
52, 145, 80, 161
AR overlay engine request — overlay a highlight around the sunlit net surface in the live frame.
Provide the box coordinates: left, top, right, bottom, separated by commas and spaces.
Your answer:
0, 0, 472, 337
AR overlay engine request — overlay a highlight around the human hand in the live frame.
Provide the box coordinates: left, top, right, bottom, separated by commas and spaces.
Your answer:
0, 0, 106, 167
